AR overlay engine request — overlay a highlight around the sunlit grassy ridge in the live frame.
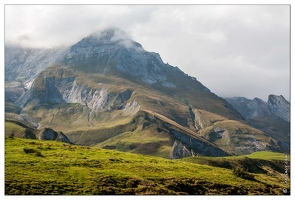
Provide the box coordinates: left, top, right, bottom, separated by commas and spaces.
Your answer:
5, 137, 288, 195
7, 64, 284, 156
246, 151, 287, 160
5, 120, 37, 139
95, 128, 174, 158
182, 151, 288, 175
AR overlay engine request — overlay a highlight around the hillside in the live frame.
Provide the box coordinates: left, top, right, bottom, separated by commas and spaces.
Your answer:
5, 28, 288, 158
5, 137, 289, 195
5, 120, 71, 144
225, 96, 290, 152
7, 64, 282, 157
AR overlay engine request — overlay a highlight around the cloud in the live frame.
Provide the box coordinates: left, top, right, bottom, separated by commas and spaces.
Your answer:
4, 5, 290, 101
17, 34, 31, 43
109, 28, 136, 49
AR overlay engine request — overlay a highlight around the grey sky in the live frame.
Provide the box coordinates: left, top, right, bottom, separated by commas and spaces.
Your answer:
5, 5, 290, 101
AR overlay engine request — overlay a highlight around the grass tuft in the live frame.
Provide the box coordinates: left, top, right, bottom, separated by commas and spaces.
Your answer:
23, 148, 43, 157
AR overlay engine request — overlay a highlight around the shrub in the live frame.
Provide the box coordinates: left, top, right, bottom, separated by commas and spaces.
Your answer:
233, 168, 255, 180
126, 179, 141, 188
23, 148, 43, 157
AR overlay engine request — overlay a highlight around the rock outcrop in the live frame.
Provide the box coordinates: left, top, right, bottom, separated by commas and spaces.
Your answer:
39, 128, 71, 143
16, 75, 134, 112
170, 130, 229, 157
170, 140, 194, 159
268, 94, 290, 122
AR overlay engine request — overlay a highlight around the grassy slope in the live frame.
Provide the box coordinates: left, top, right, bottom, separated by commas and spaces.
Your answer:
195, 112, 280, 154
96, 129, 174, 158
13, 65, 285, 156
20, 65, 245, 132
5, 121, 26, 135
249, 116, 290, 143
246, 151, 287, 160
182, 151, 288, 170
5, 137, 289, 195
5, 121, 37, 139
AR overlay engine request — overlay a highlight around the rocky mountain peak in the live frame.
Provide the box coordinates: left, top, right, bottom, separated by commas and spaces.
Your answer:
63, 28, 172, 85
5, 27, 290, 158
226, 95, 290, 122
252, 97, 266, 104
268, 94, 290, 122
71, 27, 143, 51
225, 95, 290, 150
268, 94, 288, 105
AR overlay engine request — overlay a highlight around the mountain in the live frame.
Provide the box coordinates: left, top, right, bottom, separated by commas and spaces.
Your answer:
5, 45, 69, 111
5, 45, 69, 83
268, 95, 290, 122
225, 95, 290, 151
5, 28, 288, 158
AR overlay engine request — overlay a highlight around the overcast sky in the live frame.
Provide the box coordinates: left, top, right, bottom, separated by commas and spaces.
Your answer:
5, 5, 290, 101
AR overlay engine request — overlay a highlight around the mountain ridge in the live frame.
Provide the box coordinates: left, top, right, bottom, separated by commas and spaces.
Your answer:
225, 95, 290, 152
5, 27, 289, 158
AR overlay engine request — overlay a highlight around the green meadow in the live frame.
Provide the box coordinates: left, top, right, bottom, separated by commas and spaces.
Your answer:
5, 137, 289, 195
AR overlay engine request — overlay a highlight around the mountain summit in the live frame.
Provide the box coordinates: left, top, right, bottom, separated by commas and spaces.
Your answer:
268, 94, 290, 122
62, 27, 174, 86
5, 28, 289, 158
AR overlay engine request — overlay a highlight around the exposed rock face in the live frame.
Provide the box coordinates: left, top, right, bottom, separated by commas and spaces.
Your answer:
225, 95, 290, 150
225, 97, 269, 120
230, 135, 267, 154
247, 98, 271, 119
8, 28, 214, 113
170, 140, 194, 159
62, 28, 170, 85
5, 82, 26, 103
225, 95, 290, 122
208, 127, 227, 142
16, 75, 134, 112
5, 45, 69, 85
5, 45, 69, 105
268, 95, 290, 122
170, 130, 229, 157
39, 128, 71, 143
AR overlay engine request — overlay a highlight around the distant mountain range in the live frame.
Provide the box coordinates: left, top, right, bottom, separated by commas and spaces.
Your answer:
225, 95, 290, 151
5, 28, 290, 158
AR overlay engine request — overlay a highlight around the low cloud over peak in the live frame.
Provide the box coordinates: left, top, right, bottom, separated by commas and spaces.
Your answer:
4, 5, 290, 101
